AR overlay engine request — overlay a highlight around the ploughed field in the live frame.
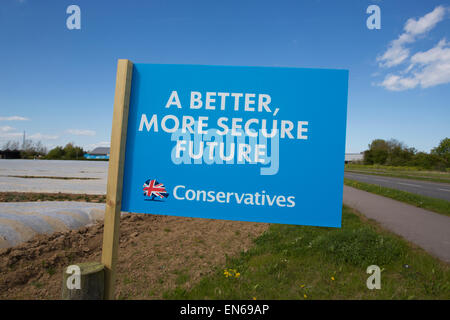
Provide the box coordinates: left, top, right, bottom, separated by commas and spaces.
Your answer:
0, 213, 267, 299
0, 159, 268, 299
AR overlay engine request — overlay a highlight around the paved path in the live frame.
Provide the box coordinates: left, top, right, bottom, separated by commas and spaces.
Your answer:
345, 172, 450, 201
343, 186, 450, 263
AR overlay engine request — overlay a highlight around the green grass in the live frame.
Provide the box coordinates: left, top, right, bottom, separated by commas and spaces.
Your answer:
344, 178, 450, 217
345, 164, 450, 184
175, 271, 191, 286
163, 206, 449, 300
346, 163, 450, 173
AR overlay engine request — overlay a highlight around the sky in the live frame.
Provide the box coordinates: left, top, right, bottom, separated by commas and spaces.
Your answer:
0, 0, 449, 153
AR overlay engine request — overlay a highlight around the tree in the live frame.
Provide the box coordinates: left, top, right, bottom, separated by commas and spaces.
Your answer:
364, 139, 389, 164
1, 140, 20, 151
411, 152, 445, 170
385, 139, 415, 166
431, 138, 450, 156
63, 143, 84, 160
20, 139, 47, 159
46, 146, 64, 159
46, 143, 84, 160
363, 137, 449, 170
431, 138, 450, 166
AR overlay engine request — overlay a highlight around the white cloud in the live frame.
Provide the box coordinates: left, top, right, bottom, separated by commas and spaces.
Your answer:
66, 129, 96, 136
28, 133, 59, 140
0, 126, 15, 132
0, 132, 22, 138
377, 34, 414, 68
377, 6, 447, 68
410, 38, 450, 65
404, 6, 447, 35
376, 6, 450, 91
379, 74, 419, 91
0, 116, 30, 121
380, 38, 450, 91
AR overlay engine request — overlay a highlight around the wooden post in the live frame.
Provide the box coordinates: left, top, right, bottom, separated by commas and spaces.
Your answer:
62, 262, 104, 300
101, 59, 133, 300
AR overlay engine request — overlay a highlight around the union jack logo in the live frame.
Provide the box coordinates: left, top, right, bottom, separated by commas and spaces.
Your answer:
143, 179, 169, 200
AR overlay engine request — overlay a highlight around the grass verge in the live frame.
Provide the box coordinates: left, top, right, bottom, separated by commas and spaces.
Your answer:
345, 164, 450, 184
344, 178, 450, 217
163, 206, 449, 300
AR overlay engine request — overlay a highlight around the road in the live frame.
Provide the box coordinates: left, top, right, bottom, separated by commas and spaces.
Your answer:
343, 186, 450, 263
344, 172, 450, 201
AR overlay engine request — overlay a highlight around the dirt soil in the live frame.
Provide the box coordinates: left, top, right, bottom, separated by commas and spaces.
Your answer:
0, 213, 268, 299
0, 192, 105, 203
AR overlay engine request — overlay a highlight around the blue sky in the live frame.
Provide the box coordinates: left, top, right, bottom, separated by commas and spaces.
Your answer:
0, 0, 449, 153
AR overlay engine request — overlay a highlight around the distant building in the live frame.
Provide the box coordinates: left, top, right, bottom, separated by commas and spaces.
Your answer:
345, 153, 364, 164
84, 147, 110, 160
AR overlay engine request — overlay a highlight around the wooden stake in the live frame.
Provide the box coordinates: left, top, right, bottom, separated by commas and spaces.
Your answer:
62, 262, 105, 300
101, 59, 133, 300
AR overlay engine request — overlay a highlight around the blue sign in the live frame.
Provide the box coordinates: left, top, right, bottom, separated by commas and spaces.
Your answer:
121, 64, 348, 227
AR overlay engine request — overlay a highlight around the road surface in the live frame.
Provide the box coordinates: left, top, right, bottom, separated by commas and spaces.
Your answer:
343, 186, 450, 263
345, 172, 450, 201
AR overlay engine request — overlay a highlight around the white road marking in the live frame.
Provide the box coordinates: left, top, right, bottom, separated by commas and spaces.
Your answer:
438, 188, 450, 192
397, 182, 422, 188
374, 179, 389, 182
